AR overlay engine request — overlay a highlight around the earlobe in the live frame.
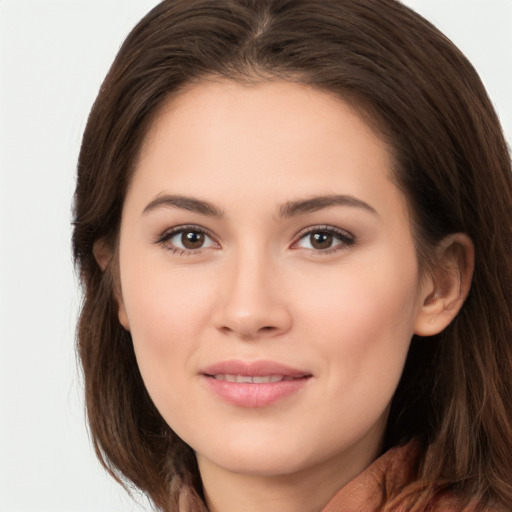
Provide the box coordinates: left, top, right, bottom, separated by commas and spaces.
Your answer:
414, 233, 474, 337
93, 238, 131, 331
117, 301, 131, 332
93, 238, 113, 271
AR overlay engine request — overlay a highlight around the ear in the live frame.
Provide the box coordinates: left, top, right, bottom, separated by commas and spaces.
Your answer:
414, 233, 474, 337
92, 238, 113, 271
93, 238, 130, 331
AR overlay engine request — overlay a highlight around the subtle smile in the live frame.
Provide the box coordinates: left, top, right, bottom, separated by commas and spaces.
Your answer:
210, 374, 304, 383
200, 360, 312, 407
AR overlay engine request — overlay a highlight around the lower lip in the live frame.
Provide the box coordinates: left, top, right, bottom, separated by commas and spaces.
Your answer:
202, 376, 310, 408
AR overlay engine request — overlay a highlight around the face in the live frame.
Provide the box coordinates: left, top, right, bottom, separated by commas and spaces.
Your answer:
116, 80, 432, 484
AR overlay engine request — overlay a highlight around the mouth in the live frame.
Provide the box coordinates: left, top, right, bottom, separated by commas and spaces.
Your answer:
208, 374, 307, 383
200, 360, 312, 407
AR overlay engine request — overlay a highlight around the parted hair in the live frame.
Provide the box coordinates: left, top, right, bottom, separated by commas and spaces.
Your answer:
72, 0, 512, 510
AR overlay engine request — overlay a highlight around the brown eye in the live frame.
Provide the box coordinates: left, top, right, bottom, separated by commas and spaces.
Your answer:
182, 231, 205, 249
294, 226, 355, 253
160, 226, 217, 253
310, 232, 333, 249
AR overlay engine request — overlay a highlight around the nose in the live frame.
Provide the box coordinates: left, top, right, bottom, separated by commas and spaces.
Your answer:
213, 249, 293, 340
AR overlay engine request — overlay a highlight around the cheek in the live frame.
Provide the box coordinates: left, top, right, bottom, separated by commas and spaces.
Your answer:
298, 251, 420, 380
119, 258, 217, 400
122, 259, 214, 339
295, 262, 419, 445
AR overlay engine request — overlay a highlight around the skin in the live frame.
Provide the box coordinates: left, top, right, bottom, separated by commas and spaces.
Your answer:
110, 80, 471, 512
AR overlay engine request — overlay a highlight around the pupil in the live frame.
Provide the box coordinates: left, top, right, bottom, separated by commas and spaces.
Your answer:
311, 232, 332, 249
182, 231, 204, 249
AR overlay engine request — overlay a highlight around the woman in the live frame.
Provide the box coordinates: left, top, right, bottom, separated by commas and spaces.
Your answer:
72, 0, 512, 510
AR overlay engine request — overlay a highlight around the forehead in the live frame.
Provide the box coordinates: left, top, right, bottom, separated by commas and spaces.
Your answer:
128, 79, 407, 223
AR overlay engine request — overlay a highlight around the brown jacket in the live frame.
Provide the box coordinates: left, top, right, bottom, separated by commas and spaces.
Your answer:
321, 441, 505, 512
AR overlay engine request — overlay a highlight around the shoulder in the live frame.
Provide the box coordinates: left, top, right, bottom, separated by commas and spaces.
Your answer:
322, 441, 509, 512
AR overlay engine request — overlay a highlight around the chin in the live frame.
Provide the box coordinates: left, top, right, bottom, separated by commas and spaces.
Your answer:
199, 449, 312, 478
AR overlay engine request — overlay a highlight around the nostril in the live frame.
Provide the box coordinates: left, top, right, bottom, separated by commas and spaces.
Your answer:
214, 305, 293, 339
219, 324, 279, 337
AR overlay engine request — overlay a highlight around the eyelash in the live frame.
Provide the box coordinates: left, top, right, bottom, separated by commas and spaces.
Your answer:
155, 224, 355, 255
292, 225, 355, 254
155, 225, 218, 255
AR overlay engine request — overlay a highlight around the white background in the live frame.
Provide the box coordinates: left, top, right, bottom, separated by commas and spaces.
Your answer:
0, 1, 510, 511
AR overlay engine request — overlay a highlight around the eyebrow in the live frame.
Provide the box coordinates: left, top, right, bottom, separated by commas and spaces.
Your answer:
142, 193, 377, 219
142, 194, 224, 217
278, 194, 377, 218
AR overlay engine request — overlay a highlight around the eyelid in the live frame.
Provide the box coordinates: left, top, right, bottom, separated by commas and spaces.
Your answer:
155, 224, 219, 253
291, 225, 355, 252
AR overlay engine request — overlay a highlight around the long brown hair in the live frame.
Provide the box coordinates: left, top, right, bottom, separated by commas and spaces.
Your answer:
73, 0, 512, 510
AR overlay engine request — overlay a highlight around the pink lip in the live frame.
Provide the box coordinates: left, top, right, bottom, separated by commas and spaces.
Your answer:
200, 360, 312, 408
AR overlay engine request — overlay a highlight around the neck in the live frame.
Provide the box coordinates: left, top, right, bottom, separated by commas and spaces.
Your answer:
197, 440, 382, 512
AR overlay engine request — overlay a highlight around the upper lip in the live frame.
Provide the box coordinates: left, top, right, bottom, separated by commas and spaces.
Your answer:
200, 359, 311, 378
